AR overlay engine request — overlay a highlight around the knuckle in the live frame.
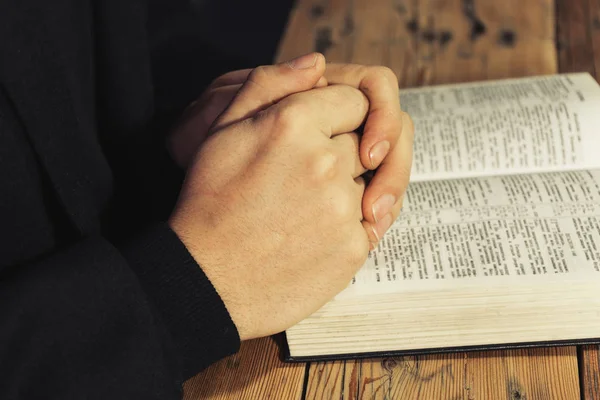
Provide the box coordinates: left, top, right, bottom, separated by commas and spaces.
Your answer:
327, 187, 355, 222
331, 86, 368, 119
346, 236, 369, 266
246, 66, 272, 92
376, 66, 399, 86
248, 65, 269, 83
285, 99, 311, 118
345, 88, 369, 115
270, 100, 307, 132
309, 150, 338, 183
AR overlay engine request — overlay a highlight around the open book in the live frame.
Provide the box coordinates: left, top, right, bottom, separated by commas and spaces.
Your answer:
285, 73, 600, 361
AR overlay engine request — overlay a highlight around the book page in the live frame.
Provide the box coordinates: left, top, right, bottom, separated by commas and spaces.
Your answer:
402, 73, 600, 181
339, 169, 600, 298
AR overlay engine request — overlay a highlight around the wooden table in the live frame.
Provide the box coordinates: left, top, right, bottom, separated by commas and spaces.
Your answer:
184, 0, 600, 398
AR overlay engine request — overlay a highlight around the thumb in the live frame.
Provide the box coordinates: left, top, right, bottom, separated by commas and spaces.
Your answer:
212, 52, 326, 130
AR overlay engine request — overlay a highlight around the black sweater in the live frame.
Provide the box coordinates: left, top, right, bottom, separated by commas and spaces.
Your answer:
0, 0, 244, 398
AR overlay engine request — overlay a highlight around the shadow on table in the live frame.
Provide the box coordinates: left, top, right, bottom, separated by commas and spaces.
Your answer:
183, 335, 299, 399
183, 339, 578, 399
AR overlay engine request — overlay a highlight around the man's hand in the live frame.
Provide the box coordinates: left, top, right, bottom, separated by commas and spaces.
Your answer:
324, 64, 415, 249
169, 60, 371, 341
168, 54, 327, 168
169, 56, 414, 249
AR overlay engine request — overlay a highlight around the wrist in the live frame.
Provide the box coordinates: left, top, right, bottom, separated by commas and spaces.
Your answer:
168, 215, 258, 341
120, 222, 241, 375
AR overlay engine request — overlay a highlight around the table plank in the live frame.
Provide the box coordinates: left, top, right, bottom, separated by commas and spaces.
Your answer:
275, 0, 556, 86
556, 0, 596, 76
183, 337, 305, 400
582, 346, 600, 400
305, 348, 580, 399
589, 0, 600, 77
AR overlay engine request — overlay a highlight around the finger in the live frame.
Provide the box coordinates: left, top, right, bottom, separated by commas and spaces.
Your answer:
190, 84, 241, 121
211, 69, 327, 91
345, 178, 371, 270
364, 193, 404, 249
214, 52, 327, 129
170, 84, 242, 167
210, 69, 253, 88
331, 133, 367, 178
354, 176, 366, 221
362, 220, 379, 251
362, 111, 413, 224
324, 64, 402, 170
315, 76, 328, 88
389, 193, 404, 221
350, 221, 371, 272
278, 84, 369, 137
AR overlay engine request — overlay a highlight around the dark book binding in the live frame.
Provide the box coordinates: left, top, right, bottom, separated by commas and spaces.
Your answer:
279, 333, 600, 362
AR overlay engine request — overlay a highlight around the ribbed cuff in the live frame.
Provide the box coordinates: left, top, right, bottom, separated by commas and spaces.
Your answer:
121, 222, 240, 378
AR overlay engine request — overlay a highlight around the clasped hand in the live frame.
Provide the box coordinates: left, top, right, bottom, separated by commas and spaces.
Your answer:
168, 53, 414, 340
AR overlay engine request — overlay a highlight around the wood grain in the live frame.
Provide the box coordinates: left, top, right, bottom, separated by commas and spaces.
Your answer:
183, 337, 305, 400
305, 348, 580, 399
582, 346, 600, 400
589, 0, 600, 78
276, 0, 556, 87
556, 0, 596, 76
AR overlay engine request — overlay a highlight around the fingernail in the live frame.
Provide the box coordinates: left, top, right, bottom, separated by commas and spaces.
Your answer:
287, 53, 317, 69
369, 141, 390, 168
371, 223, 380, 242
375, 213, 393, 240
372, 194, 396, 223
369, 241, 378, 251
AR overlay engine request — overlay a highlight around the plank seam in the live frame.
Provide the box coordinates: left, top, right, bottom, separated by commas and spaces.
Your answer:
300, 362, 311, 400
578, 346, 585, 400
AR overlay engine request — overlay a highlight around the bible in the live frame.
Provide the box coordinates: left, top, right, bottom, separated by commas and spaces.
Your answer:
284, 72, 600, 361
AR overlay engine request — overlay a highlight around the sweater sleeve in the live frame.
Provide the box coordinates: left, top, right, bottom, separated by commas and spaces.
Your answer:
148, 0, 248, 125
0, 223, 240, 400
103, 0, 249, 232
